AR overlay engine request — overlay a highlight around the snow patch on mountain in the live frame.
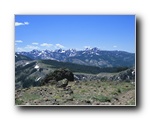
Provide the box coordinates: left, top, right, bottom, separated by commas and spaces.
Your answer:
25, 62, 29, 65
34, 65, 39, 69
35, 77, 41, 82
60, 50, 66, 53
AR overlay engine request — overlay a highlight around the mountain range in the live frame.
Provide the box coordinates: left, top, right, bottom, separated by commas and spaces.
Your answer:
16, 47, 135, 68
15, 47, 135, 89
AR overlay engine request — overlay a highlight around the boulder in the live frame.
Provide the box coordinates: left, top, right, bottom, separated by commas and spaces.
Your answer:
53, 68, 74, 81
42, 68, 74, 85
56, 78, 68, 88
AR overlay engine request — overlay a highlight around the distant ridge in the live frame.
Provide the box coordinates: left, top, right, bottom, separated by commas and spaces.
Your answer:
16, 47, 135, 68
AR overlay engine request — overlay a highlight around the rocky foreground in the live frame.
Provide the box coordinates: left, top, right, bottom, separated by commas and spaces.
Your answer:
15, 80, 135, 106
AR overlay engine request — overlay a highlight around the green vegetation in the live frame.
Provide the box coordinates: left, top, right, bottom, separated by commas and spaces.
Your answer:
22, 93, 40, 101
15, 99, 24, 105
92, 95, 111, 102
41, 59, 129, 74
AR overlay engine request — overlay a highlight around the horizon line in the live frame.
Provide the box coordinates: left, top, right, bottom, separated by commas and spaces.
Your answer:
15, 47, 135, 53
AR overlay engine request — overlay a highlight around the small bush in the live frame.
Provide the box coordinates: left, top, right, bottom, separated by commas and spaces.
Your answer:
15, 99, 24, 105
92, 95, 111, 102
117, 88, 122, 93
101, 77, 107, 82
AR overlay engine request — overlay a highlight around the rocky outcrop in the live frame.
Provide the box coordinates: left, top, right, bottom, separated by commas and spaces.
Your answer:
112, 68, 135, 81
52, 68, 74, 81
41, 68, 74, 86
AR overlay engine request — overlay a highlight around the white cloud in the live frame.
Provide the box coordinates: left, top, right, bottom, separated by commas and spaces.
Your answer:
113, 45, 117, 48
16, 45, 40, 52
15, 22, 29, 26
15, 43, 65, 52
15, 43, 53, 52
25, 45, 39, 50
40, 43, 53, 47
32, 42, 39, 45
84, 46, 91, 49
15, 22, 24, 26
16, 47, 25, 52
24, 22, 29, 25
15, 40, 23, 43
55, 44, 65, 49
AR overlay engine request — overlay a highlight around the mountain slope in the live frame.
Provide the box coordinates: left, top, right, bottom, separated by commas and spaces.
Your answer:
65, 50, 134, 67
15, 58, 130, 89
15, 53, 33, 62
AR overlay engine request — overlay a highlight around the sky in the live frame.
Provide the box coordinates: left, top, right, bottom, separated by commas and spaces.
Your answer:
15, 15, 135, 53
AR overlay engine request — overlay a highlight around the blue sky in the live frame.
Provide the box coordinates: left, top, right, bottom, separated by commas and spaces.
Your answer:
15, 15, 135, 53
